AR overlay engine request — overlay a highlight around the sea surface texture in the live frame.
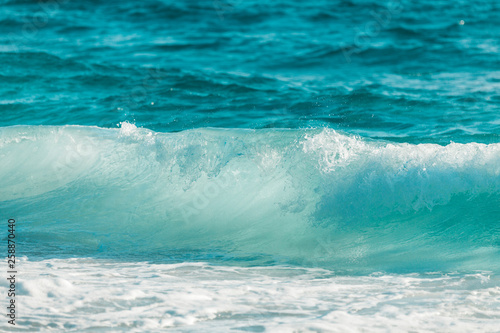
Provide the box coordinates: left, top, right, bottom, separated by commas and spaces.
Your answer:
1, 0, 499, 331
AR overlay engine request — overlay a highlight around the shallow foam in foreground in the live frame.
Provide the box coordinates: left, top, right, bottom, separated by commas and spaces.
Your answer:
4, 257, 499, 332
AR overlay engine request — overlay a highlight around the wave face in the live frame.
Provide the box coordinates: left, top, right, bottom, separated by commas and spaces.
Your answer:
1, 124, 499, 273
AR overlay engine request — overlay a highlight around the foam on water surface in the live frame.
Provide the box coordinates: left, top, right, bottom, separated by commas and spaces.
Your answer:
3, 257, 499, 332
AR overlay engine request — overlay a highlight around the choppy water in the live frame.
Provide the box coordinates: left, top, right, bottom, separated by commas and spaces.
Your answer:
1, 0, 500, 331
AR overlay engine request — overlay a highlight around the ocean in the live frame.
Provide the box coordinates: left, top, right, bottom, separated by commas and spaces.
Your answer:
1, 0, 499, 331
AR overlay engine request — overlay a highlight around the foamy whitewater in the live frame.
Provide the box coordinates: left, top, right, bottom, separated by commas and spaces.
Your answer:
6, 258, 500, 332
1, 0, 500, 331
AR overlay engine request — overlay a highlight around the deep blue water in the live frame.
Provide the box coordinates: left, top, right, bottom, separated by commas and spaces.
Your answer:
1, 0, 500, 142
1, 0, 500, 273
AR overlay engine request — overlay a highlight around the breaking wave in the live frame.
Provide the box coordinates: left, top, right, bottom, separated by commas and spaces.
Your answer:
1, 123, 499, 273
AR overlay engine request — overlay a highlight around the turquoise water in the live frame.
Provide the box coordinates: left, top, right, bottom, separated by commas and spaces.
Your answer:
1, 0, 500, 331
1, 0, 499, 143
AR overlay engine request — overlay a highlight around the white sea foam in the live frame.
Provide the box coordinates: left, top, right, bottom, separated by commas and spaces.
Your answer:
4, 257, 499, 332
